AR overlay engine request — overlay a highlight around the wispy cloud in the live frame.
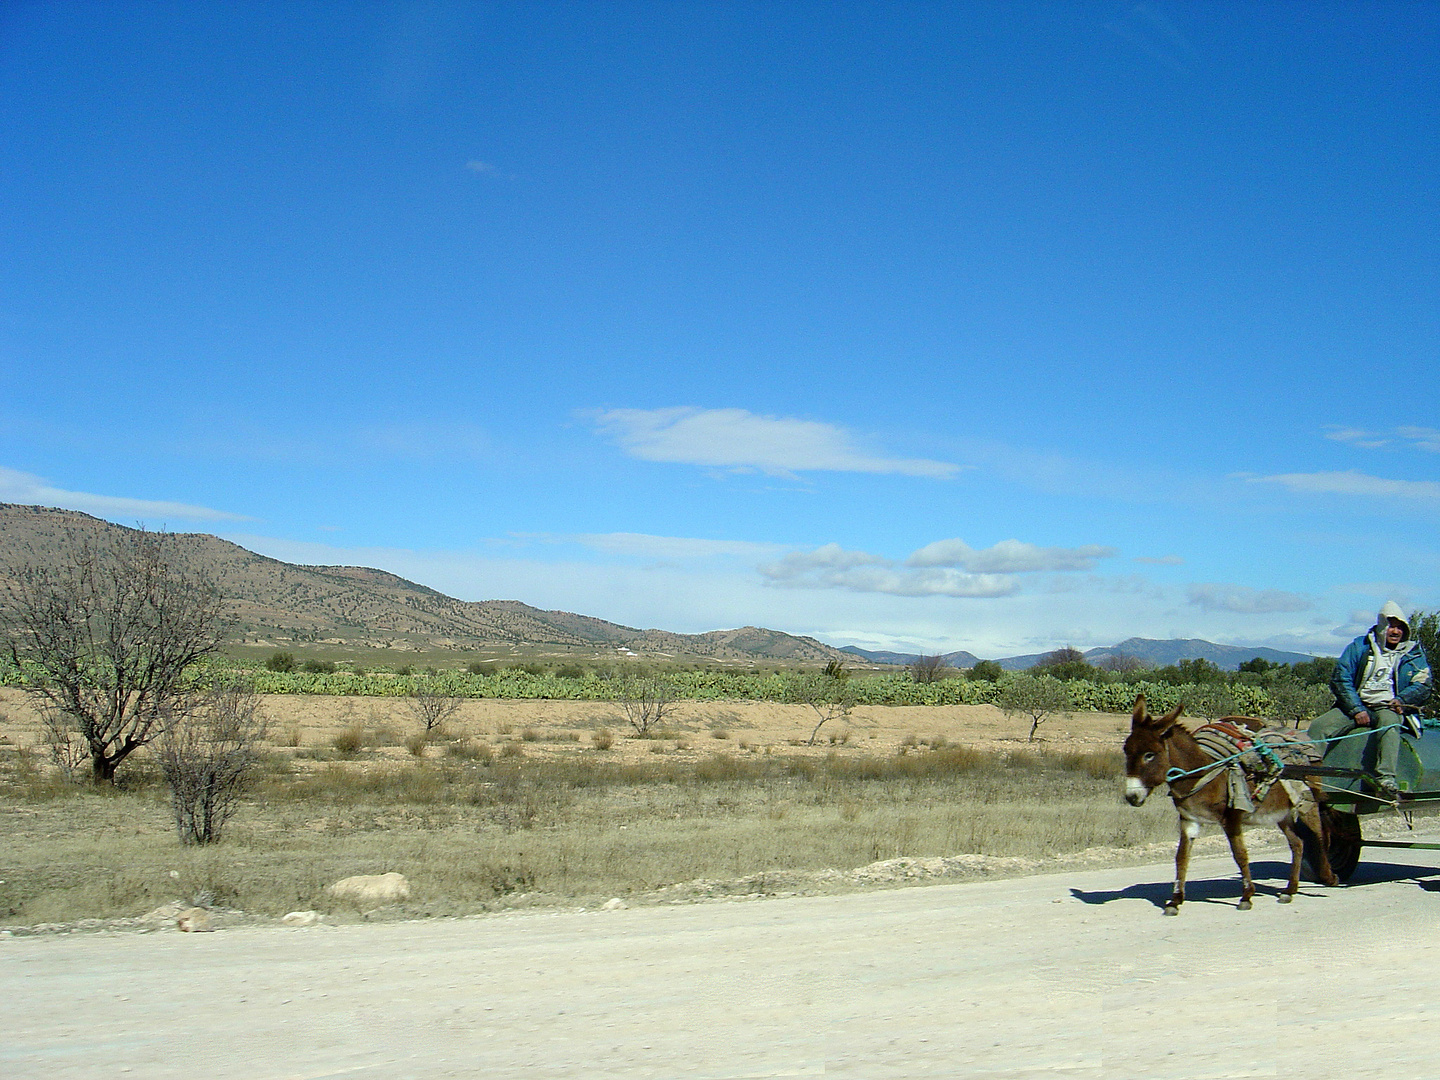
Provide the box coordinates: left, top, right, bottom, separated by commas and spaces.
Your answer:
1326, 426, 1440, 453
591, 407, 961, 479
537, 532, 783, 561
1246, 470, 1440, 501
0, 467, 250, 522
906, 538, 1117, 573
359, 422, 490, 461
464, 159, 516, 180
1133, 555, 1184, 566
760, 543, 1016, 598
1187, 583, 1313, 615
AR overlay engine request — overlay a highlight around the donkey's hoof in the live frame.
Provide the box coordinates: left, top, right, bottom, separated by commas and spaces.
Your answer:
1277, 893, 1294, 904
1163, 905, 1179, 916
1237, 900, 1252, 911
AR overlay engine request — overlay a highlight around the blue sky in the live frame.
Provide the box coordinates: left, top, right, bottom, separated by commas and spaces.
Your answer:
3, 1, 1437, 658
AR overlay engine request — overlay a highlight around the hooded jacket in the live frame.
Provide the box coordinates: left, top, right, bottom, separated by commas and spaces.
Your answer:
1331, 602, 1432, 718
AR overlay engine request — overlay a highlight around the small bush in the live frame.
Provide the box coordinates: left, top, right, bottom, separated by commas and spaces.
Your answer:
446, 738, 493, 762
331, 724, 366, 756
265, 651, 296, 673
500, 741, 525, 759
301, 659, 337, 675
521, 728, 540, 742
592, 728, 614, 751
404, 732, 429, 757
711, 729, 730, 740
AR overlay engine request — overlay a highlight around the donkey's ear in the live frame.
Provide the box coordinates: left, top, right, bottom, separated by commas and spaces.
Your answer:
1131, 694, 1148, 724
1158, 703, 1184, 730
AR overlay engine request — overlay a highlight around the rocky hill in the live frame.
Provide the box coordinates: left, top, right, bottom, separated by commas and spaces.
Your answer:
0, 504, 851, 664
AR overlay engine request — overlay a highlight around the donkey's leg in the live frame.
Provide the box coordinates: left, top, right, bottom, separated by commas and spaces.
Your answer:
1223, 812, 1254, 910
1276, 815, 1304, 902
1165, 817, 1199, 915
1303, 781, 1339, 887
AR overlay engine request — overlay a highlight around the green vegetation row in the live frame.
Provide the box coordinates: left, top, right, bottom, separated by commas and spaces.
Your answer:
0, 657, 1310, 719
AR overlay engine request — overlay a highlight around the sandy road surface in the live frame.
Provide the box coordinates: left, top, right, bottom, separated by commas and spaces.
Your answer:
5, 843, 1440, 1080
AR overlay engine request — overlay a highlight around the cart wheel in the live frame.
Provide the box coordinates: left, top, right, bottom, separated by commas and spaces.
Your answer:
1300, 806, 1362, 883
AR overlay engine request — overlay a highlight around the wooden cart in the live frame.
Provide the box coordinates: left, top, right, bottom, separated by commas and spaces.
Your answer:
1284, 727, 1440, 881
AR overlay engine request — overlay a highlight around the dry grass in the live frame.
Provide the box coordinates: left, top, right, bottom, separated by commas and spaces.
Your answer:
0, 735, 1189, 926
0, 691, 1232, 926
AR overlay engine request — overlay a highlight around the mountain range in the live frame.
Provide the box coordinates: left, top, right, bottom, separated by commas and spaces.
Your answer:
0, 503, 1320, 670
841, 637, 1316, 672
0, 504, 850, 664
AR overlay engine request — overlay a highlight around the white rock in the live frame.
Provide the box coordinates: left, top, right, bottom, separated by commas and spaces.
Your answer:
176, 908, 213, 933
601, 897, 628, 911
327, 872, 411, 905
281, 910, 321, 926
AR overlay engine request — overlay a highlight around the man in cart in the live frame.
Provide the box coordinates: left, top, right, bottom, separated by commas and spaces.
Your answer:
1308, 602, 1432, 797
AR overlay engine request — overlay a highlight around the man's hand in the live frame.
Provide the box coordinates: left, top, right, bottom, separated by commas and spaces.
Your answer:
1355, 710, 1373, 727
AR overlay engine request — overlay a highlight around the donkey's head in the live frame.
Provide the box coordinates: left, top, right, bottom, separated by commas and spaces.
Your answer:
1123, 694, 1184, 806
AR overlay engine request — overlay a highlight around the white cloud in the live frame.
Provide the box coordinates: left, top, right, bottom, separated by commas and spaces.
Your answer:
1246, 470, 1440, 501
905, 538, 1117, 573
1187, 584, 1313, 615
1326, 426, 1440, 453
1133, 555, 1184, 566
0, 467, 250, 522
591, 407, 961, 479
760, 543, 1016, 598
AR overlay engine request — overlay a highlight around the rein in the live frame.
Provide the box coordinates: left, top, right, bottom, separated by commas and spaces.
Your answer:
1163, 722, 1402, 789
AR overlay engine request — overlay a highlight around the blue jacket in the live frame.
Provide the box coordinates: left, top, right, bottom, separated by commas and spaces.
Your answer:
1331, 630, 1432, 718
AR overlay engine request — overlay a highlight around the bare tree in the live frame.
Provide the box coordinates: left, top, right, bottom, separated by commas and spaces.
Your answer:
4, 527, 227, 783
404, 679, 464, 737
616, 673, 677, 737
156, 677, 266, 844
909, 654, 949, 684
997, 673, 1072, 742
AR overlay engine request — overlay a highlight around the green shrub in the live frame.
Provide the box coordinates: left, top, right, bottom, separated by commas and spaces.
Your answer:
265, 651, 296, 673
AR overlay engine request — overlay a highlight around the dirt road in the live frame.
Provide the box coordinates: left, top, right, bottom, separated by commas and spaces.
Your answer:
5, 842, 1440, 1080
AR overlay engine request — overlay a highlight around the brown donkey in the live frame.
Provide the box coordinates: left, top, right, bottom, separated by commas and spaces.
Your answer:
1123, 694, 1337, 914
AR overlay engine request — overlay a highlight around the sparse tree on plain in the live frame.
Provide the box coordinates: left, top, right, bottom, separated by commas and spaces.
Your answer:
405, 679, 464, 737
156, 676, 266, 844
909, 654, 949, 684
616, 672, 677, 737
4, 527, 227, 783
799, 660, 857, 745
997, 673, 1072, 742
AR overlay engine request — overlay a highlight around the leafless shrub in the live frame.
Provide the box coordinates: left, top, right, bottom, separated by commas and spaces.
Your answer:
591, 728, 614, 750
155, 678, 266, 845
404, 681, 463, 736
909, 654, 949, 683
404, 732, 429, 757
616, 674, 677, 737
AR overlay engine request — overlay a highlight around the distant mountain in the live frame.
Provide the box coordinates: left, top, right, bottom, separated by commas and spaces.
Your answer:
844, 638, 1317, 672
1081, 638, 1317, 671
839, 646, 982, 668
0, 504, 852, 664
